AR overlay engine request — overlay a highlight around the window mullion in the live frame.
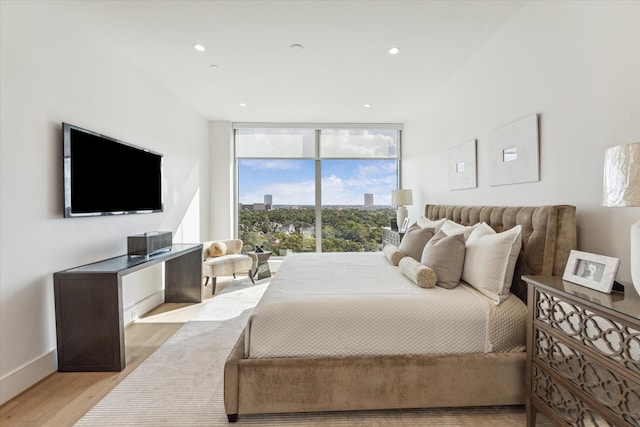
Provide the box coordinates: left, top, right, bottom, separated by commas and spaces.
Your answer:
315, 130, 322, 252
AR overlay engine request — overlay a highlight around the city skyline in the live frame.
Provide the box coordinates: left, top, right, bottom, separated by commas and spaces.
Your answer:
238, 159, 397, 206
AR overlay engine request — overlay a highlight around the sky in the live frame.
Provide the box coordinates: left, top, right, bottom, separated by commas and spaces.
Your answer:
238, 159, 397, 206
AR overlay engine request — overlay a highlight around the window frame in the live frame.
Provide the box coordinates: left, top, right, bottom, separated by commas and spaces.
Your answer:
234, 123, 403, 253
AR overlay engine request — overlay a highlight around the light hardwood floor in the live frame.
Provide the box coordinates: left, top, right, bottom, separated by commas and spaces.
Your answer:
0, 279, 225, 427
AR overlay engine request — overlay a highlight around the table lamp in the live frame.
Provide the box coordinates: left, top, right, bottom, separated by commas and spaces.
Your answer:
602, 142, 640, 294
392, 189, 413, 230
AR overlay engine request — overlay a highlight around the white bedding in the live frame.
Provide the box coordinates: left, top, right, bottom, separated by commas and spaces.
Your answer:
246, 252, 526, 359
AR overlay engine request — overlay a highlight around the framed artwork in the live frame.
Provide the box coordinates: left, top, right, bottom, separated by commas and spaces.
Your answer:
400, 217, 410, 233
489, 113, 539, 186
448, 139, 477, 190
562, 250, 620, 293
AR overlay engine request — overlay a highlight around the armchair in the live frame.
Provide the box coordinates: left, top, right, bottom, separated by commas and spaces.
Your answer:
202, 239, 254, 295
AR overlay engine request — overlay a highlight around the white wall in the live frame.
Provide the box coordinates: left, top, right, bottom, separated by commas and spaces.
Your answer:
209, 121, 235, 239
0, 2, 210, 403
2, 0, 638, 407
402, 1, 640, 288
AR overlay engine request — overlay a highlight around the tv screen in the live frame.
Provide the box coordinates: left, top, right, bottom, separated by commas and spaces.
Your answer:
63, 123, 163, 217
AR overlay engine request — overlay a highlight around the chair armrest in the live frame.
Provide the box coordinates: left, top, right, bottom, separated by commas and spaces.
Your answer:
224, 239, 244, 254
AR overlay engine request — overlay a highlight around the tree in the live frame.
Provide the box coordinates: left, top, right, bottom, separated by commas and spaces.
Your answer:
240, 207, 395, 254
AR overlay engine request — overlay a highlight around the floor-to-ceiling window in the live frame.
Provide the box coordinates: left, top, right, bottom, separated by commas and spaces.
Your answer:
235, 124, 401, 255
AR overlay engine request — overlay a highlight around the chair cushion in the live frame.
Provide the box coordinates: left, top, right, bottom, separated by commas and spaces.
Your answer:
203, 253, 253, 277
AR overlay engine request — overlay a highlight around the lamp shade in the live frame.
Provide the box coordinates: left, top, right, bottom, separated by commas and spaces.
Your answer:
602, 142, 640, 207
392, 189, 413, 206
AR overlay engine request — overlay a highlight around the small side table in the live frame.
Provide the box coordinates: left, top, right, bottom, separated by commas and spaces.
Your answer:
247, 251, 272, 280
382, 227, 404, 247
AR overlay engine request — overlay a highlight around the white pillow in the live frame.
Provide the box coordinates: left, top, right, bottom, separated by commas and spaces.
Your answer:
462, 223, 522, 304
416, 216, 447, 233
440, 220, 479, 241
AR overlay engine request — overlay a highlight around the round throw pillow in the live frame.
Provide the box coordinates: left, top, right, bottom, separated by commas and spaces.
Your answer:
208, 241, 228, 258
399, 256, 438, 289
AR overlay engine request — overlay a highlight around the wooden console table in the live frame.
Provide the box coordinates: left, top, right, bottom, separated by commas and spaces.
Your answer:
53, 243, 202, 372
523, 275, 640, 426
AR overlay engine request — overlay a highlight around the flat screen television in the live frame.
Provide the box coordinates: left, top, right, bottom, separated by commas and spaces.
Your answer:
63, 123, 163, 217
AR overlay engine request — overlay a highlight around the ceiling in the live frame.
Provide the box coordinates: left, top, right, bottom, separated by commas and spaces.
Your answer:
54, 0, 529, 123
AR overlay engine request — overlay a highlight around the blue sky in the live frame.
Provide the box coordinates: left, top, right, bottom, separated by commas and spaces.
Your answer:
239, 159, 397, 206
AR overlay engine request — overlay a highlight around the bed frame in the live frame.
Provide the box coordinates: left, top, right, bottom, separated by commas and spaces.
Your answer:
224, 204, 577, 422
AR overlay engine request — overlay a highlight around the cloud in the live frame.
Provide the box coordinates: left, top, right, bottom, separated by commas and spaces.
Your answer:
320, 174, 395, 206
240, 159, 397, 206
240, 179, 316, 206
357, 162, 397, 176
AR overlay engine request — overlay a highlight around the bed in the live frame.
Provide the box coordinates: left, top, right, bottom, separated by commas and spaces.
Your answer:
224, 204, 577, 422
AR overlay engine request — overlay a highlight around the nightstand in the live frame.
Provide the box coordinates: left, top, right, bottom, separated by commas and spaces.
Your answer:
522, 275, 640, 426
381, 227, 404, 247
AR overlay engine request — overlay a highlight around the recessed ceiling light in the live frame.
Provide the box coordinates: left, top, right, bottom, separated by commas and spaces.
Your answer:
290, 43, 304, 51
364, 104, 372, 108
389, 47, 400, 55
209, 64, 218, 68
193, 43, 206, 52
239, 103, 247, 107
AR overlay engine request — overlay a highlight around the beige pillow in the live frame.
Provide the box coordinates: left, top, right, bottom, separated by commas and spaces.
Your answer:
398, 226, 435, 261
421, 230, 466, 289
382, 244, 405, 266
399, 256, 437, 289
440, 220, 479, 241
416, 216, 447, 233
462, 223, 522, 304
208, 241, 227, 258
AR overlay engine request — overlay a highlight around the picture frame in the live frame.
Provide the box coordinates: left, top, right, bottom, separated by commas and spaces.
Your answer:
448, 139, 477, 190
489, 113, 540, 186
562, 250, 620, 294
400, 217, 410, 233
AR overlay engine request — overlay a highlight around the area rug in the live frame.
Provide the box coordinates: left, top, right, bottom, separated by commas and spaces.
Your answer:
76, 278, 546, 426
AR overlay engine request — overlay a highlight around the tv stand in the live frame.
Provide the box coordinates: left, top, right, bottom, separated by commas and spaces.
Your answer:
53, 243, 202, 372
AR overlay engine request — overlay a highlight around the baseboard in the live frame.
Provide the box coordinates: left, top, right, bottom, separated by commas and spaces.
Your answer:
123, 290, 165, 326
0, 349, 57, 405
0, 290, 165, 405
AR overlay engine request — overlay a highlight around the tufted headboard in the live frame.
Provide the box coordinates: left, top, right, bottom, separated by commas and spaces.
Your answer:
425, 204, 577, 303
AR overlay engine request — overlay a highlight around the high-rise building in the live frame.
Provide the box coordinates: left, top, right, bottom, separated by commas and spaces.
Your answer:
264, 194, 272, 205
364, 193, 374, 207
